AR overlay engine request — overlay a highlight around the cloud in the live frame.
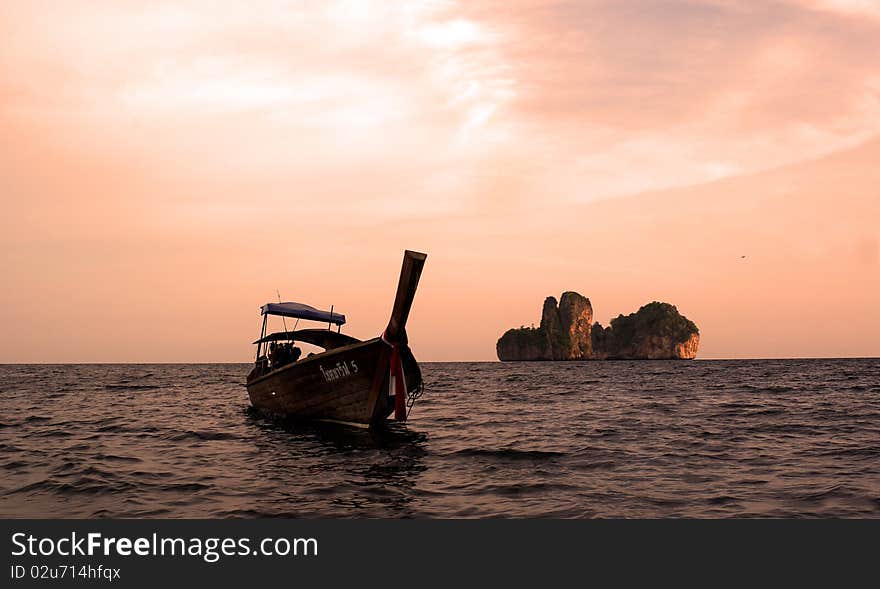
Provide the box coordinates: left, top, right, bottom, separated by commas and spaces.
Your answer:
2, 0, 879, 210
448, 0, 880, 199
1, 3, 512, 153
797, 0, 880, 19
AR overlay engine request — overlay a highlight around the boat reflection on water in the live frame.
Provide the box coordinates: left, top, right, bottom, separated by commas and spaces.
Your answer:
243, 406, 427, 517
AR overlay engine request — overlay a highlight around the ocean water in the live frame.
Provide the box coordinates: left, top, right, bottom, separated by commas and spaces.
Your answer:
1, 360, 879, 518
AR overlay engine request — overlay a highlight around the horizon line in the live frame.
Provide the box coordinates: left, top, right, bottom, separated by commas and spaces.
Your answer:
2, 356, 879, 366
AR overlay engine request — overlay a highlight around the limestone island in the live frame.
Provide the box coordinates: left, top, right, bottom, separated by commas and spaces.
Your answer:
496, 292, 700, 361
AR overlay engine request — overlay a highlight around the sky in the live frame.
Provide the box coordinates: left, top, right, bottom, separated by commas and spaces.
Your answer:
1, 0, 878, 362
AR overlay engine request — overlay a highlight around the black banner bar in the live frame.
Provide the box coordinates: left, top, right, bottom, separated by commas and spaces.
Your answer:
1, 520, 876, 587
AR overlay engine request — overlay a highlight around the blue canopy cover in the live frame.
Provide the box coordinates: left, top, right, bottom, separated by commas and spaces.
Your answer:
260, 302, 346, 325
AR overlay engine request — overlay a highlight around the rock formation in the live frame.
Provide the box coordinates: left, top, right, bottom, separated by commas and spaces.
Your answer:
497, 294, 699, 361
590, 302, 700, 360
559, 291, 594, 359
496, 292, 594, 361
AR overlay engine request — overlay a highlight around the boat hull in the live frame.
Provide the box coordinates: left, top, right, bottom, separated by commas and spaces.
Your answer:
246, 337, 419, 427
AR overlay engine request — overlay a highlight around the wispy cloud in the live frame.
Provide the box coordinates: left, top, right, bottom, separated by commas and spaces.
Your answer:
453, 0, 880, 199
1, 0, 516, 217
797, 0, 880, 19
3, 0, 879, 211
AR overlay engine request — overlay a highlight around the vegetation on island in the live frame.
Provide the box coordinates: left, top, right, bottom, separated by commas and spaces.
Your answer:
596, 302, 699, 349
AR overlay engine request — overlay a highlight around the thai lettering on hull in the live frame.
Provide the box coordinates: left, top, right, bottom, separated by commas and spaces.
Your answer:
319, 360, 358, 383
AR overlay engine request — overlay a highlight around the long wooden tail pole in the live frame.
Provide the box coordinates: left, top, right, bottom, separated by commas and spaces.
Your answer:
384, 250, 427, 344
382, 250, 426, 421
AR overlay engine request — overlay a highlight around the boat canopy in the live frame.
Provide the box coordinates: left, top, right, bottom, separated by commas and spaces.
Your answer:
253, 328, 361, 350
261, 302, 346, 325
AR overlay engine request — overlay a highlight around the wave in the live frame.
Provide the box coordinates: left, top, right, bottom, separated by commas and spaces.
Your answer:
813, 447, 880, 459
479, 481, 578, 495
794, 484, 848, 501
166, 430, 240, 442
26, 429, 73, 438
450, 448, 566, 460
93, 453, 143, 463
707, 495, 740, 505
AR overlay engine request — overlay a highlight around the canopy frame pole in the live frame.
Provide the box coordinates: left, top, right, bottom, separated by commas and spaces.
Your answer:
256, 313, 268, 362
277, 290, 292, 342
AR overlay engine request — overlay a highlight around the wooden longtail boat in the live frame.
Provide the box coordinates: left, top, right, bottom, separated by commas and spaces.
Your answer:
246, 250, 427, 428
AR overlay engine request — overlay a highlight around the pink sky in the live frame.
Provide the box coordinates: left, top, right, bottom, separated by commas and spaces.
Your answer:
1, 0, 878, 361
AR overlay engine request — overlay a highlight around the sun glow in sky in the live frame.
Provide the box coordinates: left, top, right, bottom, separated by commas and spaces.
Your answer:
1, 0, 879, 361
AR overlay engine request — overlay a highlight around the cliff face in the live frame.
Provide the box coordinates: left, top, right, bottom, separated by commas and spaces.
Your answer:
497, 296, 699, 361
559, 292, 593, 359
541, 296, 565, 359
495, 293, 594, 361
